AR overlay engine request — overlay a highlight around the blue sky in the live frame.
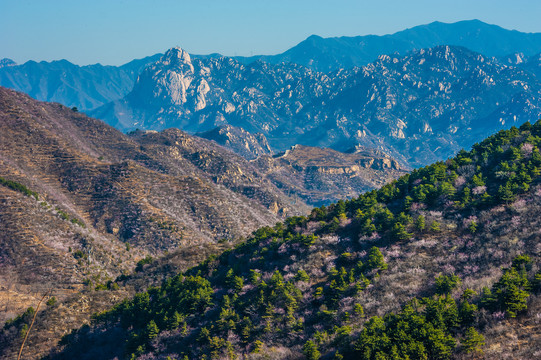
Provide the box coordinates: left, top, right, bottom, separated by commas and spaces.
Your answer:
1, 0, 540, 66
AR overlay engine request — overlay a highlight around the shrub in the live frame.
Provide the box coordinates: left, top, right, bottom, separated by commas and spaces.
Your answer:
135, 255, 153, 272
0, 176, 38, 199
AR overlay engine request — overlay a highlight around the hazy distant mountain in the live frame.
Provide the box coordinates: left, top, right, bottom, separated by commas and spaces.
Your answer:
244, 20, 541, 72
0, 54, 161, 110
0, 58, 16, 68
93, 46, 541, 167
3, 20, 541, 112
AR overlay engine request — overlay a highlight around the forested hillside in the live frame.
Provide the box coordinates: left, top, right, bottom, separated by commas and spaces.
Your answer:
40, 121, 541, 359
0, 87, 407, 360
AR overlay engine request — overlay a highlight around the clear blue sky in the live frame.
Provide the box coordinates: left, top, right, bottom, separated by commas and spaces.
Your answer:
1, 0, 540, 66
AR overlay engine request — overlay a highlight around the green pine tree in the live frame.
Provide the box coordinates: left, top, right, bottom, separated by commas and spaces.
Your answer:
462, 327, 485, 354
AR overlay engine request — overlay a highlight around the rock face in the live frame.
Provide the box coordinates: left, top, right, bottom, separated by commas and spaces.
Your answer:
197, 124, 273, 160
93, 45, 541, 167
254, 145, 407, 206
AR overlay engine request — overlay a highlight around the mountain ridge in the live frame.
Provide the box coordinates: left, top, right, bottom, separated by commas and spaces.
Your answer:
237, 20, 541, 72
37, 120, 541, 360
92, 45, 541, 167
0, 54, 162, 111
3, 20, 541, 115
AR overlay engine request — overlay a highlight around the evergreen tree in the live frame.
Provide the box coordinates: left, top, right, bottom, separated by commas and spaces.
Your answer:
435, 274, 461, 295
366, 247, 388, 271
303, 340, 321, 360
295, 269, 310, 282
146, 320, 159, 342
391, 222, 412, 241
497, 183, 515, 203
461, 327, 485, 354
415, 215, 426, 232
430, 221, 441, 232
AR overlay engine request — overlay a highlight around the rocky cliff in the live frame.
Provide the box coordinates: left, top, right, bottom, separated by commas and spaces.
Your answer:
93, 46, 541, 167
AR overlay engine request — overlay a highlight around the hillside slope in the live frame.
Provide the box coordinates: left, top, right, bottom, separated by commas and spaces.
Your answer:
196, 125, 274, 160
44, 121, 541, 359
0, 85, 301, 327
0, 88, 406, 359
255, 145, 406, 206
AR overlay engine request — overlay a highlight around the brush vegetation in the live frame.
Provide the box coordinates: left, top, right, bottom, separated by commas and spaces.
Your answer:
44, 121, 541, 360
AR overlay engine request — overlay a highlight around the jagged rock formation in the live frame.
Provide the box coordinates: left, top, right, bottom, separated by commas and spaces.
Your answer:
255, 145, 407, 206
93, 45, 541, 167
197, 124, 273, 160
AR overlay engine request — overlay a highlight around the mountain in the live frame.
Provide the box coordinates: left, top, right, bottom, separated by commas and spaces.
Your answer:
196, 124, 273, 160
0, 59, 16, 68
0, 87, 406, 358
519, 53, 541, 79
42, 121, 541, 360
0, 85, 302, 329
3, 21, 541, 113
255, 144, 406, 206
93, 46, 541, 167
244, 20, 541, 72
0, 54, 161, 111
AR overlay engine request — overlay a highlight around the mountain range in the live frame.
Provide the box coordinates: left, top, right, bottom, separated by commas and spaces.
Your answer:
241, 19, 541, 72
14, 118, 541, 360
2, 20, 541, 168
2, 19, 541, 359
3, 20, 541, 109
91, 45, 541, 167
0, 86, 405, 359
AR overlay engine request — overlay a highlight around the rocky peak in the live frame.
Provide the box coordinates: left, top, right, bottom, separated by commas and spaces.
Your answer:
0, 58, 16, 68
161, 46, 194, 72
130, 46, 198, 108
196, 125, 273, 160
501, 52, 526, 65
96, 44, 541, 167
